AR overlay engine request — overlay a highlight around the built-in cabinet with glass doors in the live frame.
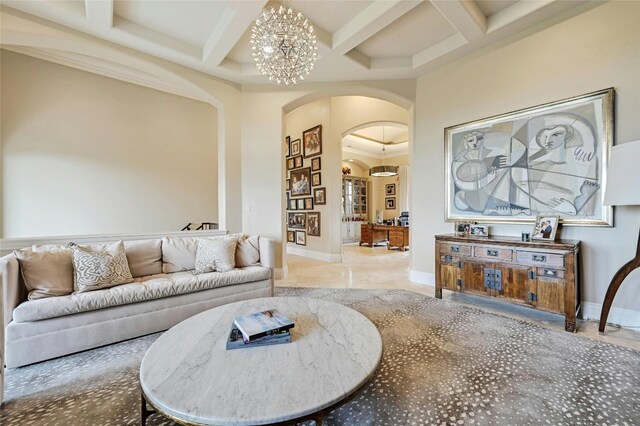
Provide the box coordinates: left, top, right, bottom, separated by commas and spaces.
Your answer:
342, 176, 368, 243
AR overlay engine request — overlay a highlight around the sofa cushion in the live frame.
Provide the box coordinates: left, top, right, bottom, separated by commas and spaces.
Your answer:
12, 266, 272, 323
161, 237, 199, 273
13, 249, 74, 300
123, 239, 162, 277
34, 240, 162, 278
195, 237, 238, 274
233, 234, 261, 267
70, 241, 134, 293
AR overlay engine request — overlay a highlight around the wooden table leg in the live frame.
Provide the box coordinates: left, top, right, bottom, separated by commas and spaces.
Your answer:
599, 230, 640, 334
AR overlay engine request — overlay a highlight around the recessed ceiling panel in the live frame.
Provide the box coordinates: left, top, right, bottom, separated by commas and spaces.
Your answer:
356, 2, 457, 58
226, 27, 252, 64
476, 0, 519, 17
292, 0, 375, 33
114, 1, 227, 48
343, 125, 409, 158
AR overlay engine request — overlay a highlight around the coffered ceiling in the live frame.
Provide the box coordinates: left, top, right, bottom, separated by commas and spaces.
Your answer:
1, 0, 598, 86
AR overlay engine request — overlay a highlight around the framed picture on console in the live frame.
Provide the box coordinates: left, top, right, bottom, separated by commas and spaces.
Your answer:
532, 214, 560, 241
303, 125, 322, 158
444, 88, 614, 226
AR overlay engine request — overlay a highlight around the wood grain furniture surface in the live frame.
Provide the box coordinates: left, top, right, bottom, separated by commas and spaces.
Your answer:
360, 224, 409, 251
435, 234, 581, 332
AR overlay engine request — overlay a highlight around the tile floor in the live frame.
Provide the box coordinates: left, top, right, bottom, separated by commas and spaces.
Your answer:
276, 244, 640, 351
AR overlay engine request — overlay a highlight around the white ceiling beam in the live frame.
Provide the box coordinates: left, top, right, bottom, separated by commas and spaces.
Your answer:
487, 0, 555, 33
412, 33, 467, 68
332, 0, 421, 55
84, 0, 113, 29
202, 1, 267, 66
430, 0, 486, 41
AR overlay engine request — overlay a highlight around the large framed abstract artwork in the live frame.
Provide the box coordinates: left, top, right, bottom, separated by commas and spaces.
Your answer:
445, 88, 614, 226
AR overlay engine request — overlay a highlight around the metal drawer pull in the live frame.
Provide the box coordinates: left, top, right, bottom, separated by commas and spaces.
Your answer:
444, 255, 453, 262
532, 254, 547, 262
451, 246, 460, 253
543, 268, 558, 277
487, 249, 499, 257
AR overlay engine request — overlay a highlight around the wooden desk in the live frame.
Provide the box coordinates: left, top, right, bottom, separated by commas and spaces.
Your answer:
360, 224, 409, 251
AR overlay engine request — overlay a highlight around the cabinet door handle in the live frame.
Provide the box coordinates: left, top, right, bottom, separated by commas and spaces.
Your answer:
487, 249, 499, 257
543, 268, 558, 278
450, 246, 460, 253
532, 254, 547, 262
444, 255, 453, 262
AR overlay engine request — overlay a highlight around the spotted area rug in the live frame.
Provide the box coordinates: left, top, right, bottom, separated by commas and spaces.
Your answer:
2, 288, 639, 425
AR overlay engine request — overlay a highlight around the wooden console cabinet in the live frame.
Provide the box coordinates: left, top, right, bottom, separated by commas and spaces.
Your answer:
435, 234, 580, 332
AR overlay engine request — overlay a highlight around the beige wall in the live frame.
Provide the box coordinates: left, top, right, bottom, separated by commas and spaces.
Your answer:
1, 50, 218, 237
412, 1, 640, 316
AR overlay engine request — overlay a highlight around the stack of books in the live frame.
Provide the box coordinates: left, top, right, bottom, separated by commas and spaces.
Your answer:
226, 309, 294, 350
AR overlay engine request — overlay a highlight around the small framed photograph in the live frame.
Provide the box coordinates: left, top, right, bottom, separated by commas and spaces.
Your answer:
286, 157, 295, 171
297, 198, 305, 210
455, 221, 472, 236
288, 212, 306, 229
295, 230, 306, 246
285, 178, 291, 191
294, 155, 303, 169
314, 187, 326, 205
470, 224, 489, 237
385, 197, 396, 210
291, 139, 301, 156
532, 215, 560, 241
285, 136, 291, 158
304, 197, 314, 210
289, 199, 297, 210
312, 172, 321, 186
311, 157, 321, 171
303, 125, 322, 158
307, 212, 320, 237
385, 184, 396, 196
287, 230, 295, 243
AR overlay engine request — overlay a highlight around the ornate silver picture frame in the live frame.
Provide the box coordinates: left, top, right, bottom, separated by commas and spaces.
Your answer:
445, 88, 614, 226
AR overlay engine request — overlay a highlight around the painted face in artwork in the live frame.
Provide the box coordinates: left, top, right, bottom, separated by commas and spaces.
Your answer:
536, 125, 569, 150
463, 131, 484, 150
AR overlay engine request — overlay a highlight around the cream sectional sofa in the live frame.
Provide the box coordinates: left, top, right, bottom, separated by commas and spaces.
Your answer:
1, 233, 274, 368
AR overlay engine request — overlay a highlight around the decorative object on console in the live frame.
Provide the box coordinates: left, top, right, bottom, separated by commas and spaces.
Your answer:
303, 125, 322, 158
455, 221, 471, 236
250, 5, 318, 86
469, 224, 489, 237
531, 214, 560, 241
445, 88, 614, 226
599, 139, 640, 334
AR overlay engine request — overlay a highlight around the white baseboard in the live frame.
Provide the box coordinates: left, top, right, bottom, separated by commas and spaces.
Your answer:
581, 302, 640, 328
286, 245, 342, 263
409, 270, 435, 287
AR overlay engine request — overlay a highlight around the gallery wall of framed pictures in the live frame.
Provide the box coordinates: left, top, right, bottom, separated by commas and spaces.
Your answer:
285, 124, 324, 245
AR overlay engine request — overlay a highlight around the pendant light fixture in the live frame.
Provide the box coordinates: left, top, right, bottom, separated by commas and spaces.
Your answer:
369, 126, 399, 177
249, 4, 318, 86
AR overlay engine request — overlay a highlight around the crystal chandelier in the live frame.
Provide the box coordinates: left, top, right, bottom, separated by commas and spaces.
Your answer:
250, 5, 318, 86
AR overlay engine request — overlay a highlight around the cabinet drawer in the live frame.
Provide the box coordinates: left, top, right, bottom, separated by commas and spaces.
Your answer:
536, 267, 565, 280
473, 246, 513, 261
517, 251, 564, 267
440, 243, 471, 256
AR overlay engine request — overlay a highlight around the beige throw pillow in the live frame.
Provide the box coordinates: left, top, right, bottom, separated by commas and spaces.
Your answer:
69, 241, 134, 293
14, 249, 74, 300
194, 237, 238, 274
233, 234, 261, 267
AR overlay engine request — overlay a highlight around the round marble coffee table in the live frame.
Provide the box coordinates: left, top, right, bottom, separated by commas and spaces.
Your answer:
139, 297, 382, 425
